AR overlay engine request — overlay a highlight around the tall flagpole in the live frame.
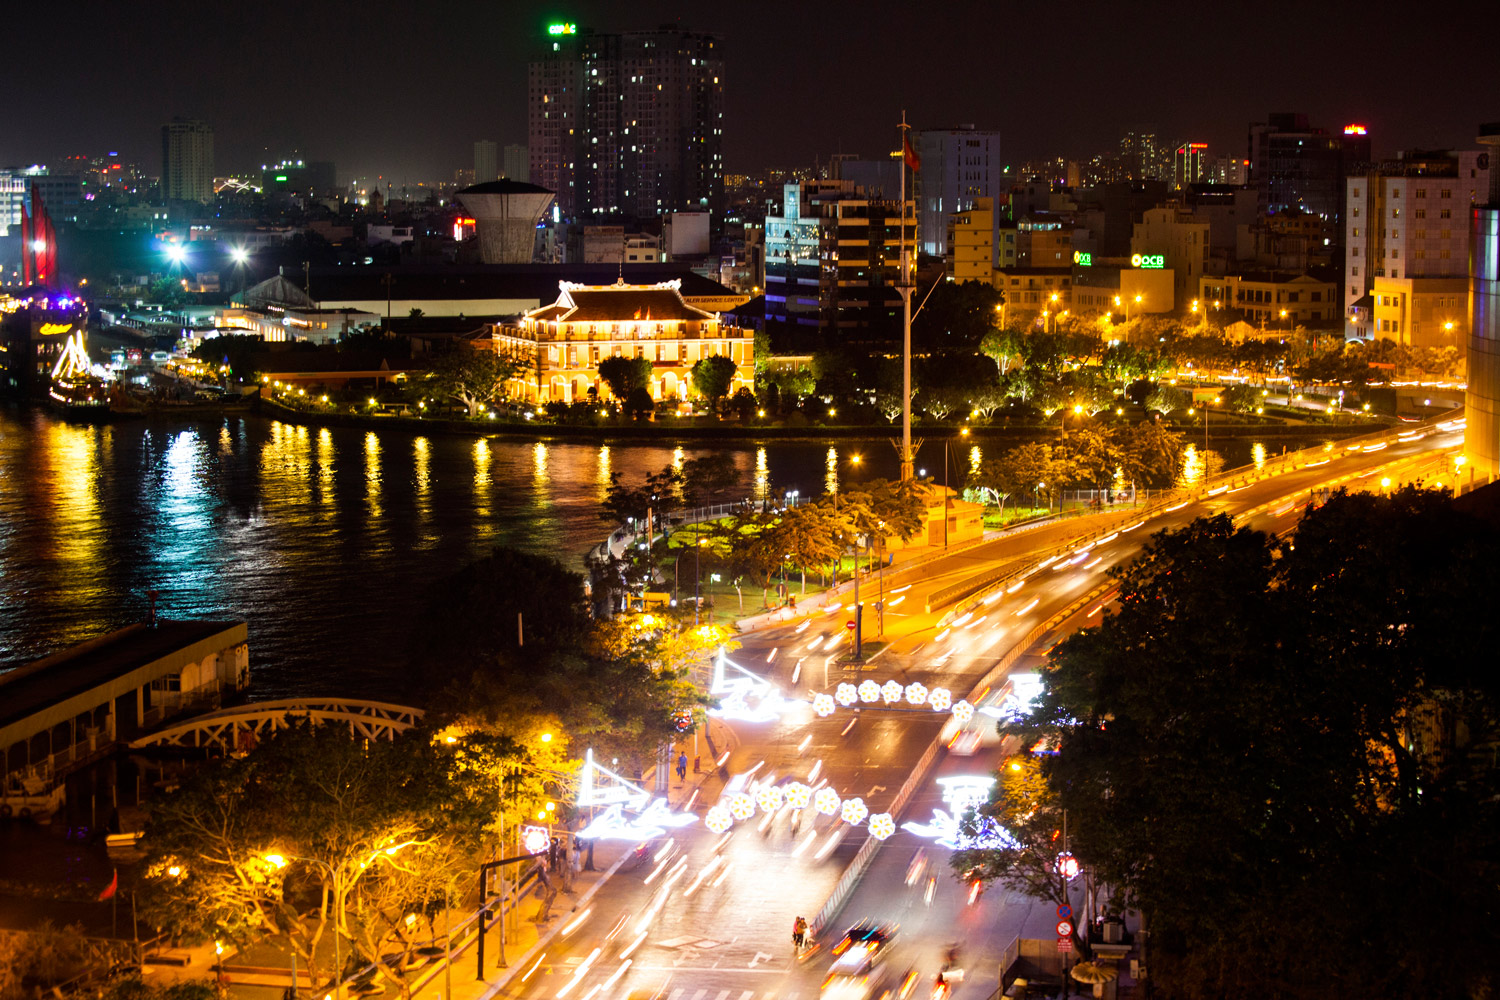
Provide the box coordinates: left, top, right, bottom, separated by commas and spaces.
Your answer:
898, 113, 915, 481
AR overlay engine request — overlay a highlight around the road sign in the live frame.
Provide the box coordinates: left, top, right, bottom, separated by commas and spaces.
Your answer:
1056, 920, 1074, 938
1057, 937, 1073, 953
845, 620, 855, 630
1056, 903, 1073, 920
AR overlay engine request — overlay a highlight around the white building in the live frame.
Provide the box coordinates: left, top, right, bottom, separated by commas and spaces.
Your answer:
917, 126, 1002, 258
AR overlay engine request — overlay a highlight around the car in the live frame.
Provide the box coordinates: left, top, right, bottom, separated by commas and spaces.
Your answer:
831, 920, 898, 959
948, 728, 982, 756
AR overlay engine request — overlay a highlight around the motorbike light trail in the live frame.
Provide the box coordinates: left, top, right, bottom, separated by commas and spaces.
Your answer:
521, 955, 548, 982
797, 735, 811, 753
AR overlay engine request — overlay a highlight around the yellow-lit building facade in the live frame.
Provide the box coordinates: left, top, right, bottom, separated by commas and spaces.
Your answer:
946, 198, 995, 284
491, 280, 754, 405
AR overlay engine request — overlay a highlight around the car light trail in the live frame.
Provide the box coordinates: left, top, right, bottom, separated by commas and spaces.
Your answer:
767, 648, 778, 662
793, 658, 804, 683
555, 947, 602, 998
1015, 599, 1039, 616
888, 595, 906, 608
808, 760, 823, 782
795, 620, 811, 633
1122, 520, 1145, 532
814, 828, 846, 860
561, 908, 593, 937
892, 584, 911, 594
797, 735, 812, 753
1007, 580, 1025, 593
1096, 532, 1118, 544
791, 827, 819, 858
619, 931, 648, 960
521, 955, 548, 982
1164, 501, 1190, 512
1082, 557, 1102, 570
600, 960, 632, 992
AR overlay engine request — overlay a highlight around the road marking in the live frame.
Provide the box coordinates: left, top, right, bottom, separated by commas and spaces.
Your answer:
868, 784, 887, 795
634, 967, 787, 975
716, 990, 732, 1000
667, 990, 683, 1000
749, 952, 774, 968
692, 989, 708, 1000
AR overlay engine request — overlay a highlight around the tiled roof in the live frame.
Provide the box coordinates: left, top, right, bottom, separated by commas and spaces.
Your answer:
564, 288, 712, 322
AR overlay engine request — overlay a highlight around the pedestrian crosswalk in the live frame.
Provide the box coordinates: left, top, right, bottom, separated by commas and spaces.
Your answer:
665, 989, 779, 1000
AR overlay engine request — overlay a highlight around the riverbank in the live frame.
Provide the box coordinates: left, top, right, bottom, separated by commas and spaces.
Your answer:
256, 395, 1384, 444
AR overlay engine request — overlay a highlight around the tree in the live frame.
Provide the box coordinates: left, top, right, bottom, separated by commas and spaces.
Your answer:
1114, 420, 1184, 488
148, 276, 191, 307
951, 754, 1092, 956
625, 385, 655, 419
972, 443, 1058, 510
1143, 383, 1189, 415
597, 355, 654, 402
426, 348, 516, 418
679, 453, 740, 509
1054, 426, 1118, 491
139, 721, 499, 999
765, 504, 844, 592
979, 327, 1025, 376
690, 355, 738, 413
975, 499, 1500, 998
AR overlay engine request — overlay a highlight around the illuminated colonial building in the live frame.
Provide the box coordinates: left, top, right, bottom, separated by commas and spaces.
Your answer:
491, 279, 753, 405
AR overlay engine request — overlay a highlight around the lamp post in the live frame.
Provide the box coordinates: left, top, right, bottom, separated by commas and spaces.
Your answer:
942, 427, 970, 549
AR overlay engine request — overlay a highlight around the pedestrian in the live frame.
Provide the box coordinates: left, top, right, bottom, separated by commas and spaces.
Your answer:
676, 752, 688, 782
548, 836, 559, 871
792, 915, 808, 951
558, 840, 573, 892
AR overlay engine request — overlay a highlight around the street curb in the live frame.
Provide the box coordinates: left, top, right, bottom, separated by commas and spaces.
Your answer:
475, 851, 632, 1000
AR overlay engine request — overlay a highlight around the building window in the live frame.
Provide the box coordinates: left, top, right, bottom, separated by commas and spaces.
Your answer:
1352, 228, 1360, 237
1352, 267, 1359, 277
1415, 189, 1426, 198
1440, 209, 1452, 219
1392, 208, 1401, 218
1391, 249, 1399, 258
1353, 187, 1361, 197
1415, 209, 1426, 219
1392, 189, 1400, 198
1440, 188, 1452, 198
1353, 208, 1360, 218
1352, 247, 1360, 257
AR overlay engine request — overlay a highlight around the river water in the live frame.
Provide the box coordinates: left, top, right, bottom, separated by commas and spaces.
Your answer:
0, 409, 1320, 700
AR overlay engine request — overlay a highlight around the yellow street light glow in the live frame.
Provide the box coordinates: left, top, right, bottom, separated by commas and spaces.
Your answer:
167, 865, 182, 877
1381, 477, 1392, 488
960, 427, 970, 436
851, 454, 862, 464
546, 801, 556, 812
263, 854, 287, 868
540, 732, 553, 742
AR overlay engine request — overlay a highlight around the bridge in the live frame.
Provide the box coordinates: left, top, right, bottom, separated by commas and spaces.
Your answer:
128, 699, 425, 752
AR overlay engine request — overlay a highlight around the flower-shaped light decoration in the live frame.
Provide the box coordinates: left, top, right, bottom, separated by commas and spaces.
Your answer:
882, 680, 903, 704
929, 687, 953, 712
728, 792, 756, 821
905, 682, 928, 706
840, 797, 869, 826
951, 700, 975, 725
813, 693, 836, 717
756, 785, 785, 813
815, 787, 842, 816
836, 683, 859, 706
705, 806, 733, 834
858, 680, 881, 703
784, 781, 813, 809
868, 812, 896, 840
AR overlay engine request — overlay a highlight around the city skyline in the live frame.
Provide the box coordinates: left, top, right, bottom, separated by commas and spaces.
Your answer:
0, 0, 1493, 185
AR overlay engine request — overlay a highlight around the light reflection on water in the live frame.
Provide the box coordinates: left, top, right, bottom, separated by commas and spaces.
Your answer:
0, 411, 1321, 699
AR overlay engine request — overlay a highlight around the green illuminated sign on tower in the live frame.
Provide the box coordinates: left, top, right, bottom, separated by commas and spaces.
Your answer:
548, 23, 576, 35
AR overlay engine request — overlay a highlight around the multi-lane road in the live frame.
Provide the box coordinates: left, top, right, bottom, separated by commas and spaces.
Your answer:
494, 422, 1464, 1000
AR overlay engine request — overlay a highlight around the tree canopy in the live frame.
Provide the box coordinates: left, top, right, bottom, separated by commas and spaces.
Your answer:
424, 348, 516, 417
962, 492, 1500, 997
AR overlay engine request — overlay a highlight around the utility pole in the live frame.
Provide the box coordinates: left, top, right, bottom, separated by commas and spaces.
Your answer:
898, 113, 915, 481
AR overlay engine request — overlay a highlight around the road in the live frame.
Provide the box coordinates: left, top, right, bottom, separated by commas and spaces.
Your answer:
493, 422, 1463, 1000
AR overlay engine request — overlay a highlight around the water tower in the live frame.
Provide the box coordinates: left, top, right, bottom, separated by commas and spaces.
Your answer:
455, 180, 554, 264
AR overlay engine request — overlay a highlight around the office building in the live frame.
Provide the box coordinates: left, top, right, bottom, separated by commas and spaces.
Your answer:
503, 144, 529, 182
1197, 271, 1339, 328
1121, 127, 1162, 181
261, 159, 338, 199
1344, 150, 1490, 345
475, 141, 498, 182
1463, 123, 1500, 485
0, 167, 45, 235
1248, 113, 1370, 222
1131, 207, 1209, 305
763, 180, 914, 338
1174, 143, 1207, 189
528, 24, 724, 221
916, 125, 1002, 257
161, 118, 215, 203
948, 198, 995, 283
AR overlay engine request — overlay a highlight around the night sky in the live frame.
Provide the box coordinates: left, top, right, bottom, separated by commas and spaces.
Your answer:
2, 0, 1492, 185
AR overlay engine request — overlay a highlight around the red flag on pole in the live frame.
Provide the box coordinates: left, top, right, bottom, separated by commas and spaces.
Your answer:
98, 869, 118, 901
903, 135, 921, 173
